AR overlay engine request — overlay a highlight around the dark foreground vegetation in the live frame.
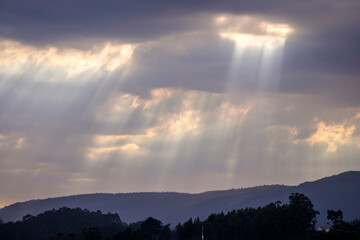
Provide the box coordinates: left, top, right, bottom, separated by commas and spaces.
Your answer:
0, 193, 359, 240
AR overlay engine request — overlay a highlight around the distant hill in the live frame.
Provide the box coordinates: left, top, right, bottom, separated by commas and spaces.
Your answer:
1, 171, 359, 226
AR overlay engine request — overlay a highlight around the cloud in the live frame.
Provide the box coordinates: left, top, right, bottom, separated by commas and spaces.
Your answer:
87, 143, 140, 160
1, 0, 360, 206
2, 1, 359, 101
1, 85, 360, 204
0, 38, 134, 81
307, 121, 356, 152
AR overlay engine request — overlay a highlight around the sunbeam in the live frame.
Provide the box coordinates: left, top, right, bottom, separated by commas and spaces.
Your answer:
217, 16, 293, 92
214, 15, 295, 183
1, 1, 360, 209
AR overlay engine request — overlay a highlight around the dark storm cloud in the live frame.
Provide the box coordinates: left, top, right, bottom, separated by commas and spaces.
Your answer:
119, 35, 234, 96
0, 0, 209, 45
1, 0, 358, 44
1, 0, 359, 101
279, 10, 360, 99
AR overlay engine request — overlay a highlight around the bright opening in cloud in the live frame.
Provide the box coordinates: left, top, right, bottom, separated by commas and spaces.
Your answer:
308, 121, 355, 152
220, 32, 284, 50
87, 143, 140, 160
215, 15, 293, 92
265, 24, 293, 36
0, 39, 135, 82
217, 15, 293, 50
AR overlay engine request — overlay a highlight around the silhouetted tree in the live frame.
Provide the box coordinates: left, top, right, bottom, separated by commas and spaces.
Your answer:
138, 217, 170, 240
82, 227, 102, 240
176, 218, 196, 240
327, 209, 344, 227
176, 193, 320, 240
287, 192, 319, 235
0, 207, 125, 240
317, 209, 360, 240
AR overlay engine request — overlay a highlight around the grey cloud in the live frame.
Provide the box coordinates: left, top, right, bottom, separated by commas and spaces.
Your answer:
0, 0, 210, 45
1, 0, 360, 205
120, 36, 234, 95
2, 0, 360, 103
1, 0, 357, 44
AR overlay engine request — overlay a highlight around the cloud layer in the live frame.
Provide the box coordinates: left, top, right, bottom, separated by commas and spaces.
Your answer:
0, 0, 360, 207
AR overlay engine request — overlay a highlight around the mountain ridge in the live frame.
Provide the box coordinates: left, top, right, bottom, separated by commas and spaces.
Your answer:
1, 171, 359, 226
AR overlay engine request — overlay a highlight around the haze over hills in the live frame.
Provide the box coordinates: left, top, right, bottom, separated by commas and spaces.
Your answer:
0, 171, 359, 227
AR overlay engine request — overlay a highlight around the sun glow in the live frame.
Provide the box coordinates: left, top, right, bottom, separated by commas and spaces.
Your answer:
214, 15, 294, 183
265, 24, 293, 36
216, 15, 293, 47
216, 15, 293, 92
308, 121, 355, 152
220, 32, 286, 50
0, 38, 135, 81
219, 20, 293, 50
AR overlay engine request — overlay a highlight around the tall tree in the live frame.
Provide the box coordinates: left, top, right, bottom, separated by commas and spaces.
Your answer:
287, 193, 319, 235
327, 209, 344, 227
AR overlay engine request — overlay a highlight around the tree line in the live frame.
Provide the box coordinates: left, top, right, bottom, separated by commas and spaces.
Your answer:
0, 193, 359, 240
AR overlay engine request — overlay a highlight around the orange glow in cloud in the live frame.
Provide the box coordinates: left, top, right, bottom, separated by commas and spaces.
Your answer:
167, 110, 201, 135
0, 38, 134, 80
86, 143, 140, 159
15, 137, 26, 149
220, 102, 252, 120
0, 134, 27, 150
308, 121, 355, 152
86, 88, 255, 163
143, 88, 175, 110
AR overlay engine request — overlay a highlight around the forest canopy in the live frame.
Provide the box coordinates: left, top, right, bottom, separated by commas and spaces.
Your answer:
0, 193, 359, 240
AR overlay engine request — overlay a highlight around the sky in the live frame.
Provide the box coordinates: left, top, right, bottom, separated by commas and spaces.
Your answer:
0, 0, 360, 208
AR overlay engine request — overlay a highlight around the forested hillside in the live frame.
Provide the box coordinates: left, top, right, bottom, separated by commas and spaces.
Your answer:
1, 171, 359, 226
1, 193, 359, 240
